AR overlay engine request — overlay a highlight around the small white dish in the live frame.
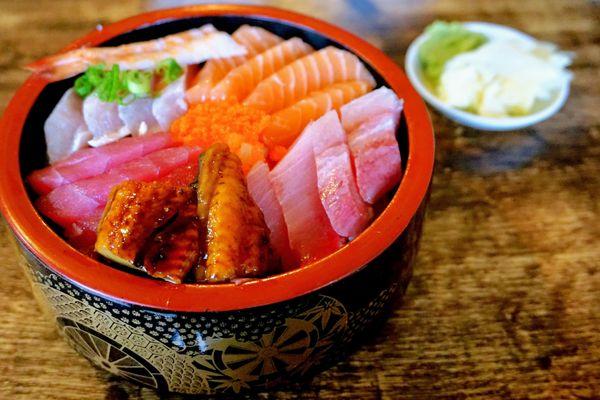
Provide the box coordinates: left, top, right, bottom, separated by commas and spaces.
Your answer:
405, 22, 571, 131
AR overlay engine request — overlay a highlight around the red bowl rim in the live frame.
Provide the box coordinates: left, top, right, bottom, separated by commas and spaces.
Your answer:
0, 4, 434, 312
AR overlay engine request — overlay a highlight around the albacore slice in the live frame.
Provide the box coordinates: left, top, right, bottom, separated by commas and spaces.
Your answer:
313, 111, 371, 238
271, 119, 344, 265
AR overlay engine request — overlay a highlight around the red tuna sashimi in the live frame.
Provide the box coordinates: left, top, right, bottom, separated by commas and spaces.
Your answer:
313, 111, 371, 238
247, 161, 294, 268
44, 88, 92, 163
271, 121, 344, 265
63, 207, 104, 252
28, 133, 174, 194
347, 112, 402, 204
64, 162, 199, 251
36, 146, 200, 226
340, 86, 403, 133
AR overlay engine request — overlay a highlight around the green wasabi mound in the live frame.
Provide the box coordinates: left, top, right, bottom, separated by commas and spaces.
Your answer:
418, 21, 487, 84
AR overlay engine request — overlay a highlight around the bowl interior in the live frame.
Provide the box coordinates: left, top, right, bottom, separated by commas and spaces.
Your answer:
19, 15, 410, 277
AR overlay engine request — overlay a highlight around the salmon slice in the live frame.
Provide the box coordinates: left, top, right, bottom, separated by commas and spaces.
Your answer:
313, 111, 372, 238
261, 80, 373, 149
246, 161, 294, 268
271, 119, 344, 265
244, 46, 375, 113
209, 38, 314, 102
186, 25, 283, 104
27, 25, 247, 82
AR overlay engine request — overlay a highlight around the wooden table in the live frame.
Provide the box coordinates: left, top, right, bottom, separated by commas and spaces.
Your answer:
1, 1, 598, 398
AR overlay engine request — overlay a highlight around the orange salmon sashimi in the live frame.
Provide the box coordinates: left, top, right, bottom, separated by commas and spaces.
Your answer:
209, 38, 314, 102
261, 80, 374, 149
186, 25, 283, 104
243, 46, 376, 113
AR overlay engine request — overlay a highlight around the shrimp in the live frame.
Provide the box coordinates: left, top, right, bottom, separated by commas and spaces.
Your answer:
26, 25, 247, 82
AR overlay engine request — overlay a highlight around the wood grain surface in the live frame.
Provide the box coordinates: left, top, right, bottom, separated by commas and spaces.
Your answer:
1, 1, 599, 399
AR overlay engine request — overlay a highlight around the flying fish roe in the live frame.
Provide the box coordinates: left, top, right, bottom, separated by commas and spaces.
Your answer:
170, 100, 271, 171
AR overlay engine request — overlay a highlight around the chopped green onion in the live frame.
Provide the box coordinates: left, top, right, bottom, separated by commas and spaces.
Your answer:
124, 70, 152, 97
73, 58, 183, 103
155, 58, 183, 85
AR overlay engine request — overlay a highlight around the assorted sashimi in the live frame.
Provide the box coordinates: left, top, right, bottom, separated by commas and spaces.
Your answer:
27, 23, 407, 282
186, 25, 283, 104
341, 87, 403, 204
209, 38, 314, 101
261, 80, 373, 149
244, 46, 376, 113
27, 25, 246, 81
313, 111, 372, 238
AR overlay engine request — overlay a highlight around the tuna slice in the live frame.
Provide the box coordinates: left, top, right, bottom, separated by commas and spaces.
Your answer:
246, 161, 294, 268
64, 162, 199, 251
44, 88, 92, 163
340, 87, 404, 204
271, 120, 343, 265
340, 86, 404, 132
153, 76, 188, 131
313, 111, 371, 238
118, 97, 160, 135
35, 146, 201, 226
28, 133, 173, 194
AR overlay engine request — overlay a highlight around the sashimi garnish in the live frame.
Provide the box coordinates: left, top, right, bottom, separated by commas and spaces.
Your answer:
27, 25, 247, 82
244, 46, 375, 113
186, 25, 283, 104
261, 80, 373, 151
209, 38, 314, 102
313, 111, 372, 238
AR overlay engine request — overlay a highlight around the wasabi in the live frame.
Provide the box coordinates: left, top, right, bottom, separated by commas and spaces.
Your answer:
418, 21, 487, 83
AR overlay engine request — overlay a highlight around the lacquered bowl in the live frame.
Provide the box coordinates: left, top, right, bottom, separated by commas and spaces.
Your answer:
0, 5, 434, 394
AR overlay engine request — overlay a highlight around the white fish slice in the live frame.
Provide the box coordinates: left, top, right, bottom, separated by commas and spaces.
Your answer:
82, 93, 124, 139
27, 24, 247, 81
44, 88, 88, 163
118, 97, 160, 136
152, 76, 188, 131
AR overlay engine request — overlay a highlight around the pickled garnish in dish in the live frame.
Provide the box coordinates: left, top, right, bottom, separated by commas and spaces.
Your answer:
141, 198, 202, 284
95, 180, 193, 268
197, 144, 272, 282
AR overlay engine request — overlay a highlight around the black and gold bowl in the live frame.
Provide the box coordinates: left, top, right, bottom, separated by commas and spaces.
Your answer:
0, 5, 434, 394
